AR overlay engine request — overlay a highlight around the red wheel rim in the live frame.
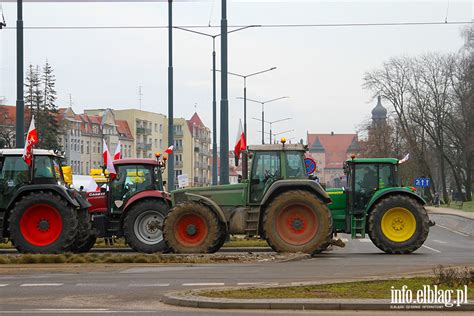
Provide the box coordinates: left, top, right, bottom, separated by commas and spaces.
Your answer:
174, 214, 208, 247
275, 204, 318, 246
20, 204, 62, 247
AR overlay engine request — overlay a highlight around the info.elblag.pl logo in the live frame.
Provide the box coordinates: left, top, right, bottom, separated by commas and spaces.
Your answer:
390, 284, 469, 309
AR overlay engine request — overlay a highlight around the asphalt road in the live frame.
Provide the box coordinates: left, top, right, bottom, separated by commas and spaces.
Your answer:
0, 214, 473, 315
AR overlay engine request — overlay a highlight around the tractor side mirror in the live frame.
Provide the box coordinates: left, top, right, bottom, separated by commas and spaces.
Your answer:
100, 187, 107, 193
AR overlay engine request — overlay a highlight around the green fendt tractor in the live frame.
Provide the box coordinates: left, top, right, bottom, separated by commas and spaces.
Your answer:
327, 157, 431, 254
163, 142, 431, 255
163, 143, 333, 254
0, 149, 91, 253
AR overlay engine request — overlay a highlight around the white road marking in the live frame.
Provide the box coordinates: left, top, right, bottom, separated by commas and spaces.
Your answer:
341, 238, 349, 242
237, 282, 264, 286
76, 283, 117, 287
182, 282, 225, 286
327, 257, 341, 260
24, 309, 109, 311
432, 239, 447, 244
0, 284, 9, 287
128, 283, 170, 287
358, 239, 371, 242
422, 245, 441, 253
436, 224, 469, 237
20, 283, 63, 287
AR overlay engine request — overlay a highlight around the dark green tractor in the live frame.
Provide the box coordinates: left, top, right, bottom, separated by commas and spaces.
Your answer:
0, 149, 90, 253
326, 157, 432, 254
163, 143, 333, 254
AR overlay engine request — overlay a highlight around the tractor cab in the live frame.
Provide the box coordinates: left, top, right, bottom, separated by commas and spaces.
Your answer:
344, 158, 399, 214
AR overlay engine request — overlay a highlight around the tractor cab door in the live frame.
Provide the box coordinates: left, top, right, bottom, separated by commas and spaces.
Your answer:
108, 164, 153, 213
351, 164, 378, 213
249, 151, 281, 203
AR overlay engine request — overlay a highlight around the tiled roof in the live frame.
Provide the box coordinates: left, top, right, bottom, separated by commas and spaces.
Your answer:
307, 133, 359, 169
0, 105, 16, 125
116, 119, 134, 140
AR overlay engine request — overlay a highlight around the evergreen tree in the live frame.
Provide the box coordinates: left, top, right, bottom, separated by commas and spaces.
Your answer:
40, 60, 61, 150
24, 64, 41, 124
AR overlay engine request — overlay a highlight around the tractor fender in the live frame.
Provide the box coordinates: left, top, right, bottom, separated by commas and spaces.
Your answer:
123, 190, 171, 212
367, 188, 426, 213
7, 184, 81, 211
184, 192, 229, 230
261, 179, 332, 206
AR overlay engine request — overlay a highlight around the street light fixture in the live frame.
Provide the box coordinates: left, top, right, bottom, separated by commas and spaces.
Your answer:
217, 67, 277, 139
175, 25, 259, 185
243, 96, 290, 144
253, 117, 293, 144
258, 129, 294, 144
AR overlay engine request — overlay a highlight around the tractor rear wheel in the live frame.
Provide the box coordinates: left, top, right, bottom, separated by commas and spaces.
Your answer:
163, 202, 222, 253
263, 190, 332, 254
123, 200, 169, 253
368, 194, 429, 254
73, 234, 97, 253
8, 192, 78, 253
70, 208, 93, 253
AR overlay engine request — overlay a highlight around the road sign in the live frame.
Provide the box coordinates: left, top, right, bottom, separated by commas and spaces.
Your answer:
414, 177, 431, 187
177, 174, 189, 188
304, 157, 316, 175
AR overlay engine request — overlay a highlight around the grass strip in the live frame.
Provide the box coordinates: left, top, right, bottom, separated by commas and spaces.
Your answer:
201, 277, 474, 300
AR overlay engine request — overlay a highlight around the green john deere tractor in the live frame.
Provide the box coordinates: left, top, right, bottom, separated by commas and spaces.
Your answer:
163, 142, 431, 255
327, 157, 431, 254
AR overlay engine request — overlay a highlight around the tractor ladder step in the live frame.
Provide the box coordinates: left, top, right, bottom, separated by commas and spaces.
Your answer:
245, 209, 260, 237
350, 215, 366, 239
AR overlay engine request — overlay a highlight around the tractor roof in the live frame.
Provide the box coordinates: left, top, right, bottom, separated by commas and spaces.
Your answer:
347, 157, 399, 165
114, 158, 160, 166
0, 149, 62, 157
248, 144, 307, 152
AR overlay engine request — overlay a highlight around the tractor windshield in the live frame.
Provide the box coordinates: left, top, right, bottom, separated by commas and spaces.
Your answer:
285, 151, 306, 178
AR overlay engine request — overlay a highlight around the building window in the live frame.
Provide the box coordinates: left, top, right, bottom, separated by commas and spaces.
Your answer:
159, 124, 163, 133
154, 123, 158, 132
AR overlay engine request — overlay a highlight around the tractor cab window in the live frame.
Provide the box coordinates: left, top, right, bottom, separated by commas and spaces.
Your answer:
354, 164, 377, 211
2, 156, 29, 187
33, 156, 56, 184
378, 164, 395, 189
110, 165, 153, 212
249, 151, 280, 203
285, 152, 306, 179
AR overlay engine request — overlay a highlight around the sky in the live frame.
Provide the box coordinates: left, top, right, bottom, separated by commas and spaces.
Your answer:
0, 0, 472, 146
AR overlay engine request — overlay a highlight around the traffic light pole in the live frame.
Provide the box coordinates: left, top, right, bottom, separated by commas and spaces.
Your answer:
16, 0, 24, 148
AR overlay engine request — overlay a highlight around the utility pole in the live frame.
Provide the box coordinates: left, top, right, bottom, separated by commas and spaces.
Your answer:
219, 0, 229, 184
16, 0, 24, 148
167, 0, 175, 190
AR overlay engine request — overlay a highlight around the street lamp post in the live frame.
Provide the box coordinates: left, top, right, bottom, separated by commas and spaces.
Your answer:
220, 0, 229, 185
174, 26, 257, 186
167, 0, 174, 190
220, 67, 276, 139
243, 96, 289, 144
258, 129, 294, 144
252, 117, 292, 143
16, 0, 24, 148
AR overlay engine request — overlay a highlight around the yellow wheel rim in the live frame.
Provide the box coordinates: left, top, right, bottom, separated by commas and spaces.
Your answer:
381, 207, 416, 242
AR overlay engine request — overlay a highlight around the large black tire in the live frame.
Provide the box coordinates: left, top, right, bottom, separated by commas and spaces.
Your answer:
74, 234, 97, 253
368, 194, 429, 254
8, 191, 78, 254
262, 190, 333, 254
208, 223, 228, 253
69, 208, 93, 253
123, 199, 169, 253
163, 202, 223, 253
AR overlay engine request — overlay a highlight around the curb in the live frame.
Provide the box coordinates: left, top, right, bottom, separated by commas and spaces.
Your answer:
163, 292, 474, 311
426, 207, 474, 220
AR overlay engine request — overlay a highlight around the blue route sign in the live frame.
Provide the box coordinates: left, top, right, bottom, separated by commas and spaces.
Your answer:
414, 177, 431, 187
304, 157, 316, 175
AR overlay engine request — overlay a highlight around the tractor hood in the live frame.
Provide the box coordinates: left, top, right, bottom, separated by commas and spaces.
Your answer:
171, 183, 247, 207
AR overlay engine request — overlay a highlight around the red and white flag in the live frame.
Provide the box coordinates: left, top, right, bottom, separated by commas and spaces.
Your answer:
113, 141, 121, 160
102, 139, 116, 175
165, 145, 174, 154
234, 119, 247, 160
399, 153, 410, 164
22, 115, 39, 166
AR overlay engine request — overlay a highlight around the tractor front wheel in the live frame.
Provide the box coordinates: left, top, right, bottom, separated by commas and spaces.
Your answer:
123, 200, 169, 253
263, 190, 333, 254
368, 195, 429, 254
163, 202, 222, 253
8, 192, 78, 253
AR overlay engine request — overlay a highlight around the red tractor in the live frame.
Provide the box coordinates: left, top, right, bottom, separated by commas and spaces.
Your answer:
80, 155, 171, 253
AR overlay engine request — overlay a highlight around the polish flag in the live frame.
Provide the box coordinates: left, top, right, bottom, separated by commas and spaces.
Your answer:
102, 139, 116, 175
113, 141, 121, 160
399, 153, 410, 164
165, 145, 174, 154
22, 115, 39, 166
234, 119, 247, 161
